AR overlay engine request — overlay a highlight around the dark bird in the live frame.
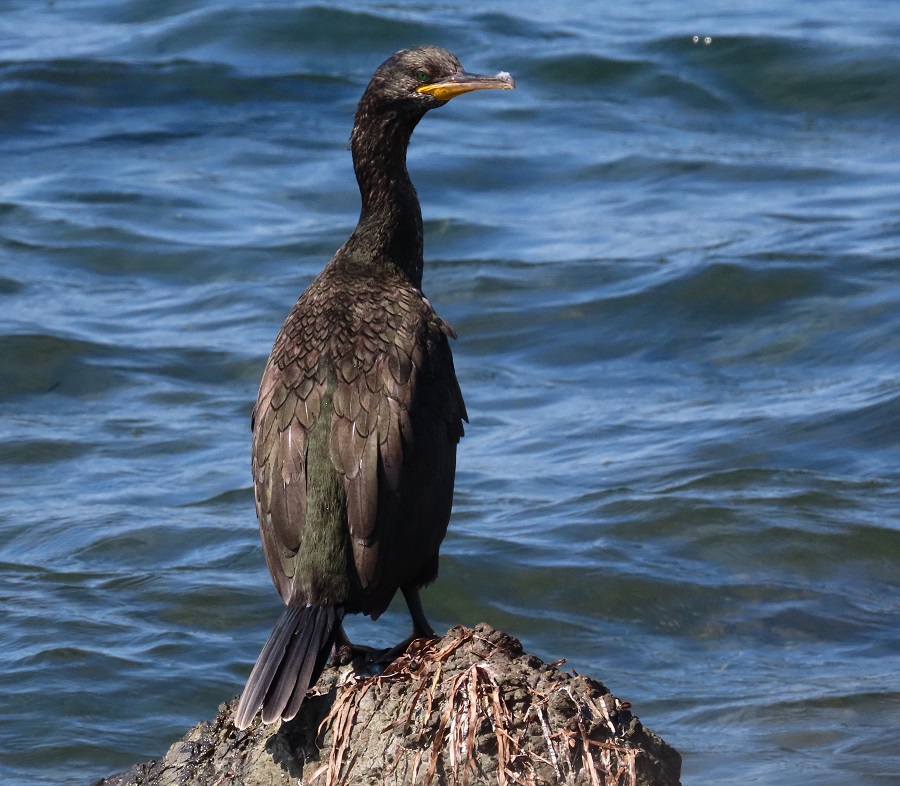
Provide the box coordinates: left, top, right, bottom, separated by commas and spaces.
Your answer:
234, 46, 514, 730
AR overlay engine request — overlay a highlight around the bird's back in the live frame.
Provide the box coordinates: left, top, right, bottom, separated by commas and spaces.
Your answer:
251, 259, 466, 619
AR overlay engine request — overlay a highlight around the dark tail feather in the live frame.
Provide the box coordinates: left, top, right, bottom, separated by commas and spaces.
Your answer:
234, 605, 339, 730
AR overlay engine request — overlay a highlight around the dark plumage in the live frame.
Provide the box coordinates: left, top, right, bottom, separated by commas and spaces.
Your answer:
234, 46, 514, 730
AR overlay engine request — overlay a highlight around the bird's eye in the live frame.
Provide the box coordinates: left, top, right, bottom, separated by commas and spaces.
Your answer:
416, 70, 429, 84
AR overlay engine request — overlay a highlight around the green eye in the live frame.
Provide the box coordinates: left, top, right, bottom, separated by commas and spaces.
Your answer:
416, 70, 429, 84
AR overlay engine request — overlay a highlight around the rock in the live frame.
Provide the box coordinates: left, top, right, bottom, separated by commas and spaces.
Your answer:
92, 624, 681, 786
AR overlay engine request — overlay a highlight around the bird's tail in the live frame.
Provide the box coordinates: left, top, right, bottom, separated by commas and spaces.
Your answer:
234, 604, 340, 730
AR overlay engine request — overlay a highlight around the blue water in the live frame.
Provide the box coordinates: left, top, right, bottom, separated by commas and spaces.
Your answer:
1, 2, 898, 784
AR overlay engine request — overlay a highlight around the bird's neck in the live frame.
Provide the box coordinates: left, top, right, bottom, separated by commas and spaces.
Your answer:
347, 113, 424, 287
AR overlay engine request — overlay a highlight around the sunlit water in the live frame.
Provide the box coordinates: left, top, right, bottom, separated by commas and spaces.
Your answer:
1, 2, 898, 784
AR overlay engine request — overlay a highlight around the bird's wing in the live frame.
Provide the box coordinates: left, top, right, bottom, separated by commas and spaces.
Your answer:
328, 299, 466, 601
251, 343, 325, 604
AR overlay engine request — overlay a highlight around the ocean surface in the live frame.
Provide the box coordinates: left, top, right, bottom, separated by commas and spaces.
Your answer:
1, 1, 898, 784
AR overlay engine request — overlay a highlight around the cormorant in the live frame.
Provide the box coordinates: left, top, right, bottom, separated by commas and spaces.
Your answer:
234, 46, 514, 730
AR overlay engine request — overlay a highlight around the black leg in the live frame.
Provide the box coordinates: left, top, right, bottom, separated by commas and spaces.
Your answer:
402, 585, 435, 638
331, 621, 383, 665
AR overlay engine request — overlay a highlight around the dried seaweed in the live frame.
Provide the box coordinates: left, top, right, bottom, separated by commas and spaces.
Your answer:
310, 626, 653, 786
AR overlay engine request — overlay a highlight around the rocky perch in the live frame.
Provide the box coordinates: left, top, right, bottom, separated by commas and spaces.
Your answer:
93, 624, 681, 786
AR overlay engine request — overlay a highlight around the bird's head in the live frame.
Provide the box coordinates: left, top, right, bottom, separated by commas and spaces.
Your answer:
358, 45, 515, 120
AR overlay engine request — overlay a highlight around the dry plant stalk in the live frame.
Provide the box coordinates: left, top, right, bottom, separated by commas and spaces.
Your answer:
310, 627, 644, 786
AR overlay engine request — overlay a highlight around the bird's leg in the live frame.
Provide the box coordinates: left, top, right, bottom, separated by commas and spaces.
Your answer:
332, 589, 439, 666
402, 585, 435, 638
331, 621, 383, 666
377, 586, 438, 663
